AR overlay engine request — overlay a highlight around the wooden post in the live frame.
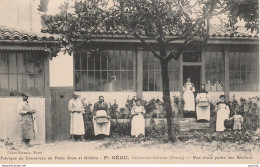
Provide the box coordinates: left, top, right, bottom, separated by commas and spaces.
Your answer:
136, 47, 143, 99
44, 52, 51, 143
201, 48, 206, 85
224, 46, 230, 100
179, 54, 183, 98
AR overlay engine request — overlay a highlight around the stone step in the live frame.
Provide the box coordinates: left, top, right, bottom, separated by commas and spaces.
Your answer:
190, 122, 210, 130
180, 118, 197, 122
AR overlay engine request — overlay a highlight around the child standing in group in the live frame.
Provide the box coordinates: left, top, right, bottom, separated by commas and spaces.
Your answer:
229, 112, 244, 130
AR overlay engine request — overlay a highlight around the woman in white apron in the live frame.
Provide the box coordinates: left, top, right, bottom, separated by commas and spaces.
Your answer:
93, 96, 110, 138
131, 99, 146, 137
196, 84, 211, 122
183, 77, 195, 112
216, 95, 230, 131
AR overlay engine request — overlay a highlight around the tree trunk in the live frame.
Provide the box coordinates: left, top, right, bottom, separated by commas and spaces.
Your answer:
160, 59, 176, 142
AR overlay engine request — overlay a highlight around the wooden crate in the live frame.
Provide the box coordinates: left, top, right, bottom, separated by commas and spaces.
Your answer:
179, 120, 190, 131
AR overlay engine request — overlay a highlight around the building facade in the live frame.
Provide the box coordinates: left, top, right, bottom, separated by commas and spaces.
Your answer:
0, 27, 58, 143
72, 35, 259, 108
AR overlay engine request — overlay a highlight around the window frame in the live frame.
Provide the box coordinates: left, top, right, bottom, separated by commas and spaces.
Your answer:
0, 51, 45, 97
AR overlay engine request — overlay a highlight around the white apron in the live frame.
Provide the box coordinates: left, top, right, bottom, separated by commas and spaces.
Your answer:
93, 110, 111, 136
183, 83, 195, 111
216, 102, 230, 131
68, 98, 85, 135
131, 106, 146, 137
196, 92, 210, 121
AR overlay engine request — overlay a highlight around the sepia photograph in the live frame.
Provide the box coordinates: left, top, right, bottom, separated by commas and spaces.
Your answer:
0, 0, 259, 165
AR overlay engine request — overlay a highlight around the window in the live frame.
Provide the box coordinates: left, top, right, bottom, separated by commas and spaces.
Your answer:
0, 51, 45, 96
205, 51, 224, 91
74, 49, 136, 91
143, 51, 180, 91
183, 51, 201, 62
229, 52, 259, 91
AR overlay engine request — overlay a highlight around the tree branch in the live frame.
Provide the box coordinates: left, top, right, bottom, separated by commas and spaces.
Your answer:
133, 33, 164, 60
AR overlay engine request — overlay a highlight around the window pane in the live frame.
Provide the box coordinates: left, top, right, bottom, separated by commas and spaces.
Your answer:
173, 71, 180, 91
88, 53, 95, 71
114, 50, 120, 70
234, 72, 240, 90
81, 71, 88, 91
34, 74, 44, 96
0, 74, 9, 96
148, 71, 155, 91
101, 52, 108, 71
101, 71, 108, 91
121, 71, 128, 91
206, 71, 211, 83
74, 52, 81, 70
240, 72, 246, 91
26, 53, 34, 73
81, 51, 88, 71
94, 54, 101, 71
229, 71, 234, 91
107, 71, 115, 91
114, 71, 121, 91
229, 52, 235, 71
128, 71, 134, 91
35, 55, 44, 74
17, 53, 26, 73
27, 74, 35, 96
246, 52, 251, 72
88, 71, 95, 91
127, 51, 134, 70
107, 50, 114, 71
211, 52, 217, 71
148, 51, 154, 70
246, 72, 252, 91
121, 50, 127, 70
154, 57, 160, 71
143, 71, 148, 91
9, 74, 17, 95
0, 52, 8, 73
143, 51, 148, 71
95, 71, 101, 91
154, 71, 162, 91
9, 52, 17, 73
252, 52, 258, 71
205, 52, 211, 69
74, 71, 81, 91
183, 52, 201, 62
234, 52, 240, 70
240, 52, 246, 72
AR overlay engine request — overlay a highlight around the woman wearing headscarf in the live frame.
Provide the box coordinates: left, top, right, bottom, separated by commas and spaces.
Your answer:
196, 84, 211, 122
131, 99, 146, 137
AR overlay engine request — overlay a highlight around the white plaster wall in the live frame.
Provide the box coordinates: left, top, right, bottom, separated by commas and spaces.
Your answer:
49, 53, 74, 87
0, 97, 45, 144
75, 92, 137, 109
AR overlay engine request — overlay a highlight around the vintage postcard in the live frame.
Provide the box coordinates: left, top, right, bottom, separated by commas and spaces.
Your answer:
0, 0, 259, 165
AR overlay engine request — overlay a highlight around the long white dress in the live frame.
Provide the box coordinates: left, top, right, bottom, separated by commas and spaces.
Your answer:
196, 92, 210, 121
183, 82, 195, 111
216, 102, 230, 132
68, 98, 85, 135
131, 106, 146, 137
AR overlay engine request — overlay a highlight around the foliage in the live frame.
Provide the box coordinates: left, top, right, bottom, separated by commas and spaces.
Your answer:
41, 0, 259, 141
224, 0, 259, 34
111, 121, 131, 136
177, 130, 260, 144
109, 100, 119, 119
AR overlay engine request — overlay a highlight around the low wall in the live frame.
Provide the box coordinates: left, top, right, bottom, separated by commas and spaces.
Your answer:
0, 97, 45, 144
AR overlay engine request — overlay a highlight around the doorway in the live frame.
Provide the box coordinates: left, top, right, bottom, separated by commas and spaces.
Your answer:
183, 66, 201, 91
